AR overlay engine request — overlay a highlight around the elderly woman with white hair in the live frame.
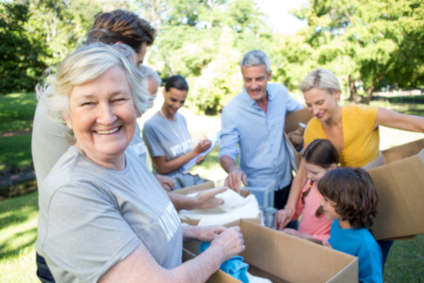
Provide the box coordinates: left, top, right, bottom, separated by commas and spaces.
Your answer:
36, 43, 244, 283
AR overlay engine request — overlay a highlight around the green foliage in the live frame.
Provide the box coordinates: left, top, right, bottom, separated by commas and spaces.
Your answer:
0, 2, 47, 93
0, 0, 102, 94
293, 0, 424, 101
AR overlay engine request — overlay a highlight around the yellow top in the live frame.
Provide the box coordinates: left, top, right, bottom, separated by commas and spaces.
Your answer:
304, 105, 379, 167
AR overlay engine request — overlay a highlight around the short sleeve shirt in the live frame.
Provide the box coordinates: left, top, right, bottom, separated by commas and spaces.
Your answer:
36, 146, 183, 282
304, 105, 379, 167
143, 112, 193, 175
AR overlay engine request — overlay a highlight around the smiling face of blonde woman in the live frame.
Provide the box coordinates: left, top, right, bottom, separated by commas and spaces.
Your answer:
65, 66, 137, 169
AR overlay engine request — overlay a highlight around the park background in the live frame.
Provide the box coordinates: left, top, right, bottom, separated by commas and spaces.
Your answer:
0, 0, 423, 282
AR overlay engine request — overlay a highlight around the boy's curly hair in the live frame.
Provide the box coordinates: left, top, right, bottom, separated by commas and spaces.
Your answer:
317, 167, 379, 229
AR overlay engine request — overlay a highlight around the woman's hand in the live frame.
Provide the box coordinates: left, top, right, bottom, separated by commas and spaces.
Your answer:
194, 187, 226, 209
192, 225, 227, 242
210, 226, 245, 261
154, 174, 175, 191
275, 207, 294, 230
195, 155, 206, 165
194, 139, 212, 154
224, 167, 248, 193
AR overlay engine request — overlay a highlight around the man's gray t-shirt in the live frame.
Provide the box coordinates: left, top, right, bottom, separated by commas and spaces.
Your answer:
31, 98, 72, 187
143, 112, 193, 176
36, 146, 183, 282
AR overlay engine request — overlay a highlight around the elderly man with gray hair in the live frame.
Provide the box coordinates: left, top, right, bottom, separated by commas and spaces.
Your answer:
219, 50, 303, 213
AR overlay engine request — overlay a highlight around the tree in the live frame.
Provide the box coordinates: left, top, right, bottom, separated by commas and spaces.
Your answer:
294, 0, 424, 102
0, 2, 47, 93
145, 0, 272, 114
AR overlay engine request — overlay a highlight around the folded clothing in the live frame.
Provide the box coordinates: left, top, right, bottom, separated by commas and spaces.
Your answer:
179, 190, 260, 226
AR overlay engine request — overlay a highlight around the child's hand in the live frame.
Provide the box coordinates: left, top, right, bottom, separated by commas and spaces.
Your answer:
282, 228, 300, 237
274, 208, 294, 230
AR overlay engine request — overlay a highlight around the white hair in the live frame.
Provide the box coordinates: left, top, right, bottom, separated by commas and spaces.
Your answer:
36, 42, 150, 124
240, 50, 271, 73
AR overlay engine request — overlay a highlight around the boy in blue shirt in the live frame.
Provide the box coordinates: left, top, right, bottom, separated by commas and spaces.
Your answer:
318, 167, 382, 283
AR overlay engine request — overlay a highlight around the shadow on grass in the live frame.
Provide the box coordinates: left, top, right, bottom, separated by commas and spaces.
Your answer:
0, 191, 38, 231
0, 227, 37, 260
0, 135, 32, 170
0, 92, 37, 133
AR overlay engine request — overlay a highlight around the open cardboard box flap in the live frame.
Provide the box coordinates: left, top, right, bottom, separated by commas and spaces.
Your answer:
284, 108, 313, 133
368, 139, 424, 240
185, 220, 358, 283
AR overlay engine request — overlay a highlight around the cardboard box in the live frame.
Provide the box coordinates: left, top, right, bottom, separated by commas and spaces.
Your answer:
284, 108, 313, 133
368, 138, 424, 240
184, 220, 358, 283
175, 182, 261, 226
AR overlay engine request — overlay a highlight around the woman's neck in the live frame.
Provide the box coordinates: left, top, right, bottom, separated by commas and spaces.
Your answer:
324, 105, 342, 127
160, 105, 175, 120
76, 143, 125, 170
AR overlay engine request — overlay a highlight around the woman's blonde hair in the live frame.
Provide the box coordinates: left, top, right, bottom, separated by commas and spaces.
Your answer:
299, 68, 341, 94
36, 42, 149, 124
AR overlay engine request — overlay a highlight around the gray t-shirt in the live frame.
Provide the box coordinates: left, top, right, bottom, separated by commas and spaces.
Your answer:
143, 112, 193, 176
31, 98, 72, 187
130, 123, 148, 163
36, 146, 183, 283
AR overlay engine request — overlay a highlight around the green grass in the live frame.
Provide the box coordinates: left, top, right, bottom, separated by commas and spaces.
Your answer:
384, 234, 424, 282
0, 135, 32, 170
369, 98, 424, 117
0, 92, 37, 133
0, 191, 38, 283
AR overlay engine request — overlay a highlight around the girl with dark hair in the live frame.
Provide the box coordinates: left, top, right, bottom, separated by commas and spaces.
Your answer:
143, 75, 212, 189
318, 167, 382, 283
277, 139, 338, 244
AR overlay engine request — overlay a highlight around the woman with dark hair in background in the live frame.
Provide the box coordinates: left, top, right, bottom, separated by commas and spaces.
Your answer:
143, 75, 212, 189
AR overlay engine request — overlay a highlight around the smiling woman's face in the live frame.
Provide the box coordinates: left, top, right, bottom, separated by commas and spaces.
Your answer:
65, 66, 136, 169
162, 87, 187, 118
303, 88, 340, 123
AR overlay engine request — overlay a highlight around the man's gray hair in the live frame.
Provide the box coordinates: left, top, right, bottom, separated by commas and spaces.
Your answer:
139, 65, 161, 87
240, 50, 271, 73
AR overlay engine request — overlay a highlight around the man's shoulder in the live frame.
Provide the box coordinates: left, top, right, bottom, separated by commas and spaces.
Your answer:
268, 83, 290, 98
222, 91, 245, 112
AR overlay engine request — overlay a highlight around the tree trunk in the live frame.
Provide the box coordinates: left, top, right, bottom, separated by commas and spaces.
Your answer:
348, 75, 359, 102
364, 73, 385, 104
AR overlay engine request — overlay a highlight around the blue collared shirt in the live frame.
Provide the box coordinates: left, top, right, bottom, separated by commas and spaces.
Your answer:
219, 83, 303, 207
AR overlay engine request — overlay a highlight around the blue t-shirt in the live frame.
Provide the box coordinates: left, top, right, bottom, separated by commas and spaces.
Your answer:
329, 220, 382, 283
